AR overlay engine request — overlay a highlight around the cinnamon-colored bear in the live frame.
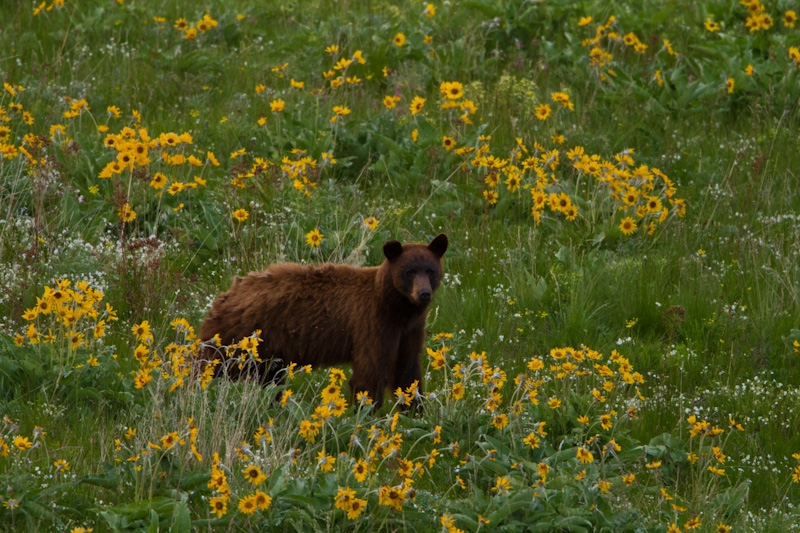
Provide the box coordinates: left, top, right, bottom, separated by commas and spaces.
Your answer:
198, 234, 448, 409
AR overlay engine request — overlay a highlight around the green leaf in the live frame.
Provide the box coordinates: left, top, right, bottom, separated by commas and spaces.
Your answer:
20, 499, 49, 519
170, 500, 191, 533
79, 468, 122, 491
372, 156, 388, 173
148, 509, 160, 533
100, 510, 123, 531
280, 494, 327, 512
100, 496, 176, 523
645, 432, 688, 462
487, 498, 534, 523
481, 434, 513, 456
715, 480, 751, 518
555, 515, 592, 532
415, 118, 438, 147
373, 132, 407, 158
450, 513, 480, 530
174, 470, 210, 492
75, 386, 100, 401
463, 1, 503, 18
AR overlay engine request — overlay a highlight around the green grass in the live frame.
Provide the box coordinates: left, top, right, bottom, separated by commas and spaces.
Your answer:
2, 0, 800, 531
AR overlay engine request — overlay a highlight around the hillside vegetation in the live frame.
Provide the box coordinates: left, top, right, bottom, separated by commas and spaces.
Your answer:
1, 1, 800, 531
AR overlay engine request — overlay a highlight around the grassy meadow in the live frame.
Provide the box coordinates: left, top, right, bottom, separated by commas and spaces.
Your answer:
2, 0, 800, 531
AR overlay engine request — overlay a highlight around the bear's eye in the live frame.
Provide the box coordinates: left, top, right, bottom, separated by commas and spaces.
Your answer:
426, 269, 435, 276
406, 269, 416, 278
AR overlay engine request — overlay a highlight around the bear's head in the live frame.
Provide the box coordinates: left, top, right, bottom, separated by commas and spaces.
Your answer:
383, 234, 448, 307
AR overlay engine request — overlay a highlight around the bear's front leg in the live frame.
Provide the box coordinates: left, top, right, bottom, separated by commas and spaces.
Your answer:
392, 325, 425, 410
350, 338, 398, 411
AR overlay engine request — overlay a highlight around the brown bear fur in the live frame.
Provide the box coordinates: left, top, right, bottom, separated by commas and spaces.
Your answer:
198, 234, 448, 409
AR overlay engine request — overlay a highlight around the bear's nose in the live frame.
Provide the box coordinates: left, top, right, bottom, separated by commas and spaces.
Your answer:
419, 289, 431, 301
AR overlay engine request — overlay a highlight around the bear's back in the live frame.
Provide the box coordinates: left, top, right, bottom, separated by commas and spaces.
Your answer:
207, 262, 382, 367
253, 262, 377, 288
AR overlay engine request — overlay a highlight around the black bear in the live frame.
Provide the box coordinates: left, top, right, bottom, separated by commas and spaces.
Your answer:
198, 234, 448, 409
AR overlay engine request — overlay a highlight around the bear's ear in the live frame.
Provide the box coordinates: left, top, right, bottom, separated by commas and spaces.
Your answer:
427, 233, 448, 258
383, 240, 404, 262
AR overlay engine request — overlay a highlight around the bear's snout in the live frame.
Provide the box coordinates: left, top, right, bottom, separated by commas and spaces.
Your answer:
410, 274, 434, 305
